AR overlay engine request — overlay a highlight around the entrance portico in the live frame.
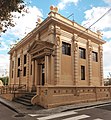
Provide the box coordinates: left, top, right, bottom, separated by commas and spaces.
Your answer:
28, 40, 54, 91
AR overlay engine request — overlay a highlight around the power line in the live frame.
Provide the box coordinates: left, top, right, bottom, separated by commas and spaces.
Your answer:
55, 7, 111, 51
88, 8, 111, 29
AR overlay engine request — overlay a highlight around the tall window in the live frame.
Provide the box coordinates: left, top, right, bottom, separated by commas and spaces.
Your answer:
24, 54, 27, 64
92, 51, 98, 62
79, 47, 86, 59
12, 61, 14, 69
62, 42, 71, 56
30, 64, 32, 75
23, 67, 26, 76
18, 58, 20, 66
81, 66, 85, 80
17, 69, 20, 77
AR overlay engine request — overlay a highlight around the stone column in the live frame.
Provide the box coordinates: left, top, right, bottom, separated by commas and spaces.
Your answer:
35, 60, 38, 86
13, 51, 17, 85
72, 34, 78, 85
45, 55, 49, 85
26, 53, 30, 91
19, 49, 23, 86
99, 45, 104, 86
32, 60, 36, 91
87, 40, 93, 86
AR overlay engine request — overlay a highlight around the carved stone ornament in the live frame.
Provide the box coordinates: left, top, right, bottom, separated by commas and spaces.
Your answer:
13, 51, 17, 57
35, 34, 39, 41
88, 40, 93, 55
56, 36, 60, 46
72, 34, 78, 42
48, 24, 54, 34
55, 26, 61, 35
20, 49, 23, 54
74, 41, 78, 52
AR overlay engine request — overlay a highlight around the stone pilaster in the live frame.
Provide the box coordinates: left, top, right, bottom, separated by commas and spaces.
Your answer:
99, 45, 104, 86
54, 34, 61, 85
26, 44, 30, 91
72, 34, 78, 85
9, 55, 12, 85
13, 51, 17, 84
87, 40, 93, 86
54, 26, 61, 85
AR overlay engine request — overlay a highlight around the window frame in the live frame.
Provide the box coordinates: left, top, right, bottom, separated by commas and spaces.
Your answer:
92, 51, 98, 62
24, 54, 27, 64
17, 69, 20, 77
81, 66, 85, 80
23, 66, 26, 76
18, 58, 20, 67
62, 42, 71, 56
79, 47, 86, 59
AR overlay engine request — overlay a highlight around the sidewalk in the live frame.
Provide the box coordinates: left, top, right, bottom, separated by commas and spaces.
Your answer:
0, 96, 111, 115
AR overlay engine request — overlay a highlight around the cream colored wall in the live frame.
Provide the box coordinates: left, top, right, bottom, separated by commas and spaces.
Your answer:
92, 42, 100, 86
10, 21, 103, 88
10, 38, 34, 90
60, 30, 73, 85
61, 55, 73, 85
78, 38, 88, 86
59, 29, 101, 86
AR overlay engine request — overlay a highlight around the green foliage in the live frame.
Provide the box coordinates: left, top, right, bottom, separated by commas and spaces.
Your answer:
0, 0, 25, 33
0, 76, 9, 85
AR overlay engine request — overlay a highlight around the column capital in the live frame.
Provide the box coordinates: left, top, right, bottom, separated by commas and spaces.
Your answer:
48, 24, 54, 35
55, 36, 60, 46
13, 50, 17, 57
55, 25, 61, 35
72, 34, 78, 42
20, 49, 23, 54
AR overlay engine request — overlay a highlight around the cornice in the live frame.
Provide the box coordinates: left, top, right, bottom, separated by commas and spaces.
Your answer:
8, 11, 106, 54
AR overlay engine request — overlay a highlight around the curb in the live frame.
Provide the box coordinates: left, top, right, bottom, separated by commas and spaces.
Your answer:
62, 101, 111, 112
0, 98, 21, 114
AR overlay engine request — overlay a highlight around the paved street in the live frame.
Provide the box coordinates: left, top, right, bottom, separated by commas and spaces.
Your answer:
1, 96, 111, 120
0, 103, 34, 120
28, 103, 111, 120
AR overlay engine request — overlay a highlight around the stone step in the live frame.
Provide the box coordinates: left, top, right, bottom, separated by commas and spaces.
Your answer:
13, 92, 36, 106
14, 99, 32, 106
16, 97, 31, 103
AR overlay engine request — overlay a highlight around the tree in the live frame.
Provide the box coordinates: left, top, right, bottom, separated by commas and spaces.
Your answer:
0, 0, 25, 33
0, 76, 9, 85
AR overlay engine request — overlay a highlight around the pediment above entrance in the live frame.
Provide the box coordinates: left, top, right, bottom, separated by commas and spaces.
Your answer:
28, 40, 54, 59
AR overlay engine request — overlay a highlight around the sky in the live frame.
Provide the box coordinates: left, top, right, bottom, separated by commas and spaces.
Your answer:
0, 0, 111, 78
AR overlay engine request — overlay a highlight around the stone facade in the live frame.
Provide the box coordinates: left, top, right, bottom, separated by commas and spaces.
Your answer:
8, 9, 107, 108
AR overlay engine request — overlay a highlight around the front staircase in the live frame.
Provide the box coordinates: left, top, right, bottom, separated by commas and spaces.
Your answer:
13, 92, 36, 106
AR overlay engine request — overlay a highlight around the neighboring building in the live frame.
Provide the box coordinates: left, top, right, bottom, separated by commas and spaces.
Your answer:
7, 7, 111, 108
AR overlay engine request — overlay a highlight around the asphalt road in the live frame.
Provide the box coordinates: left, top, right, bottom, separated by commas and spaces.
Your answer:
28, 103, 111, 120
1, 102, 111, 120
0, 103, 34, 120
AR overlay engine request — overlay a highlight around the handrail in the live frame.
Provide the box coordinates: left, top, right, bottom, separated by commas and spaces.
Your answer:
0, 84, 27, 94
